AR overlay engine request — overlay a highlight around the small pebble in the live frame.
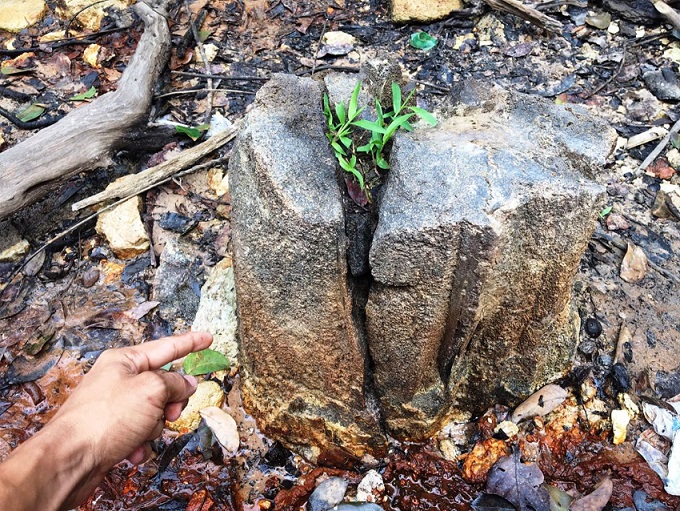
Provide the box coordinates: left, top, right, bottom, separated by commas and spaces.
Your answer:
585, 317, 602, 338
81, 268, 100, 288
579, 340, 597, 355
308, 477, 348, 511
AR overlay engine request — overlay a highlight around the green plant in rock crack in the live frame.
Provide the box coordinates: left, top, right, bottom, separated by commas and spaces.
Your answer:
323, 81, 437, 203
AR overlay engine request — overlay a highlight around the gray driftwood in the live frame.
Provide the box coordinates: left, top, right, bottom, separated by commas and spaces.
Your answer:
0, 1, 171, 220
484, 0, 563, 32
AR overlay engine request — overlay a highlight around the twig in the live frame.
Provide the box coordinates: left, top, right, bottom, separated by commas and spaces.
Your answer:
8, 156, 228, 286
483, 0, 563, 32
416, 80, 451, 93
72, 124, 239, 210
177, 7, 208, 59
156, 88, 255, 98
637, 117, 680, 173
653, 0, 680, 31
171, 70, 269, 81
0, 106, 64, 130
0, 26, 131, 56
297, 64, 360, 75
184, 0, 213, 125
586, 48, 626, 98
311, 19, 329, 78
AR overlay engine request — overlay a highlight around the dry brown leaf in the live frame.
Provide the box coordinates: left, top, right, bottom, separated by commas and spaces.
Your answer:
570, 477, 613, 511
199, 406, 239, 454
511, 384, 568, 423
620, 242, 648, 283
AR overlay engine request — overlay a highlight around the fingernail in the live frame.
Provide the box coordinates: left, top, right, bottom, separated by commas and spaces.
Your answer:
184, 374, 198, 387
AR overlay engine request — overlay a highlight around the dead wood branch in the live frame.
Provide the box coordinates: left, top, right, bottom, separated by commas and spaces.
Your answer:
638, 117, 680, 173
484, 0, 563, 32
71, 124, 239, 211
654, 0, 680, 31
0, 1, 171, 221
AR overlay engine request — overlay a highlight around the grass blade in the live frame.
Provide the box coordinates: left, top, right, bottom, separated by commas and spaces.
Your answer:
410, 106, 437, 126
392, 82, 402, 113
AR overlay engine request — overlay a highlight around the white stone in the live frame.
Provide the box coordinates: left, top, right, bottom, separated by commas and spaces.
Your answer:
192, 258, 239, 363
356, 469, 385, 502
612, 409, 630, 445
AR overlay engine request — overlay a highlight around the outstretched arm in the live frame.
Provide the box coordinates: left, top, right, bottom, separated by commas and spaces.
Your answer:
0, 331, 213, 511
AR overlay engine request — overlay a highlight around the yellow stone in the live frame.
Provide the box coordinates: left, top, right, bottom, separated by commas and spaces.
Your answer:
83, 44, 101, 68
611, 409, 630, 445
391, 0, 463, 23
95, 196, 149, 259
55, 0, 135, 31
166, 381, 225, 433
0, 0, 47, 32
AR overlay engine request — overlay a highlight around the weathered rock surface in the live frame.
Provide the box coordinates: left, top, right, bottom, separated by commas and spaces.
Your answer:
192, 257, 238, 363
152, 238, 202, 323
0, 221, 30, 263
0, 0, 47, 32
391, 0, 463, 23
95, 196, 149, 259
229, 73, 616, 456
366, 81, 616, 438
229, 74, 386, 462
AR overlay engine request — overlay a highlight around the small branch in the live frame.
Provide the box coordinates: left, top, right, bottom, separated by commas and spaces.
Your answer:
72, 124, 239, 211
653, 0, 680, 31
586, 48, 626, 98
171, 71, 269, 81
156, 88, 255, 99
637, 117, 680, 173
483, 0, 563, 33
184, 0, 213, 125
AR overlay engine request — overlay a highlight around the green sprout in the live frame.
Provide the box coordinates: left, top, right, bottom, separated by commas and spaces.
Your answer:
323, 81, 437, 201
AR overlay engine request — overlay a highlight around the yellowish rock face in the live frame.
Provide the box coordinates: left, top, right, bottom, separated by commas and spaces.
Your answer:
95, 196, 150, 259
391, 0, 463, 23
166, 381, 225, 433
55, 0, 135, 31
0, 0, 48, 33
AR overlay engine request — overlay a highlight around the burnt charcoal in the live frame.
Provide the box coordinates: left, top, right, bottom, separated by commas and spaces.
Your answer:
611, 363, 632, 392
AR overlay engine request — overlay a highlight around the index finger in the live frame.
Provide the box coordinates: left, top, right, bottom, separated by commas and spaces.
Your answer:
125, 332, 213, 371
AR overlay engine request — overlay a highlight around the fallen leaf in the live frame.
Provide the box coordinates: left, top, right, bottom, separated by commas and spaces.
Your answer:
543, 483, 574, 511
620, 242, 648, 283
502, 42, 533, 58
345, 176, 368, 207
17, 103, 47, 122
570, 477, 612, 511
199, 406, 239, 454
511, 384, 568, 423
647, 158, 676, 180
69, 86, 97, 101
486, 455, 550, 511
124, 301, 160, 320
410, 31, 438, 51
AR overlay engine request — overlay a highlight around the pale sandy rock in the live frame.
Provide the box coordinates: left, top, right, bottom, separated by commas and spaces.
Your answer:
391, 0, 463, 22
55, 0, 135, 30
611, 409, 630, 445
192, 258, 239, 364
95, 196, 149, 259
166, 381, 225, 433
0, 0, 47, 32
0, 221, 29, 262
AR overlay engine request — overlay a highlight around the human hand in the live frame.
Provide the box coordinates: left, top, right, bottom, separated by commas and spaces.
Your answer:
0, 331, 213, 511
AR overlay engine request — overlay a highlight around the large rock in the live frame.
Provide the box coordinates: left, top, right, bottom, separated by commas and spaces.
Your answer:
366, 82, 617, 438
229, 74, 386, 463
391, 0, 464, 23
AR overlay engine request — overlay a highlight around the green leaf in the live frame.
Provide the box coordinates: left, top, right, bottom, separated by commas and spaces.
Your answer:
183, 349, 230, 376
335, 101, 346, 124
599, 206, 612, 218
323, 93, 332, 117
352, 119, 387, 133
69, 86, 97, 101
409, 106, 437, 126
357, 143, 372, 153
671, 132, 680, 150
542, 483, 574, 511
331, 141, 347, 156
383, 113, 414, 142
348, 81, 361, 120
392, 82, 402, 114
402, 121, 414, 132
160, 362, 173, 371
410, 31, 438, 51
175, 124, 208, 141
376, 155, 390, 170
339, 135, 352, 148
1, 66, 34, 76
198, 29, 212, 42
17, 103, 46, 122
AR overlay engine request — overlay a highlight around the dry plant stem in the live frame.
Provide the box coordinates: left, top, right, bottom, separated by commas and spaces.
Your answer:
184, 0, 213, 124
654, 0, 680, 31
72, 124, 239, 210
156, 88, 255, 98
171, 71, 269, 81
638, 117, 680, 172
8, 156, 228, 287
483, 0, 563, 32
587, 49, 626, 98
0, 1, 171, 221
